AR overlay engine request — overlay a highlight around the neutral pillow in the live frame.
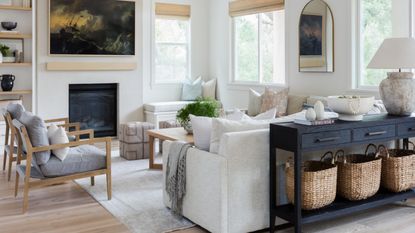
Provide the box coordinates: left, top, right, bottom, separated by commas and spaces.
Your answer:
226, 108, 276, 121
248, 89, 262, 116
7, 103, 25, 119
19, 111, 51, 165
209, 118, 270, 154
260, 87, 289, 117
190, 115, 212, 151
202, 79, 217, 99
225, 108, 246, 121
49, 127, 70, 161
182, 76, 203, 101
47, 124, 59, 139
307, 96, 328, 106
252, 108, 277, 120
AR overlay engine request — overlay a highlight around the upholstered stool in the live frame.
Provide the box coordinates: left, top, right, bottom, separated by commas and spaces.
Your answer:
158, 120, 181, 152
119, 122, 155, 160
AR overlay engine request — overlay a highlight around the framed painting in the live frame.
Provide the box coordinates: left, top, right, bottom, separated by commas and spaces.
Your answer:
299, 13, 326, 68
49, 0, 135, 56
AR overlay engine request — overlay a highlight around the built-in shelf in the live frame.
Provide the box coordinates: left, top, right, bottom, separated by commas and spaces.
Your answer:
0, 63, 32, 67
0, 33, 31, 39
0, 90, 32, 95
0, 5, 31, 11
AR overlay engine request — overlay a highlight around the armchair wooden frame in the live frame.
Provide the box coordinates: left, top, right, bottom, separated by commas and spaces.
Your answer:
2, 116, 82, 182
13, 122, 112, 213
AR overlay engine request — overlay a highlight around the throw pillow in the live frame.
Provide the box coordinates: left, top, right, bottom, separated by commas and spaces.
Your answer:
225, 108, 246, 121
226, 108, 276, 121
182, 76, 203, 101
7, 103, 25, 119
19, 111, 51, 165
248, 89, 262, 116
190, 115, 212, 151
47, 123, 59, 139
252, 108, 277, 120
202, 79, 217, 99
49, 127, 70, 161
209, 118, 270, 154
260, 87, 289, 117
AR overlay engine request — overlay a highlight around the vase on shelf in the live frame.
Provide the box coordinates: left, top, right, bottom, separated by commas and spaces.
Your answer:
0, 74, 15, 92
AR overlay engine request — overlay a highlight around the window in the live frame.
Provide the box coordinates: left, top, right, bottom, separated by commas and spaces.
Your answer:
233, 10, 285, 85
357, 0, 411, 87
153, 3, 191, 83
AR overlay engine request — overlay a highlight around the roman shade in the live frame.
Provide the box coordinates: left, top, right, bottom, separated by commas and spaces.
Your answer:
155, 3, 191, 19
229, 0, 284, 17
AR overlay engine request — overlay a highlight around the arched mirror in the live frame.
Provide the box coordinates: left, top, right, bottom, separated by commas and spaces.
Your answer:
299, 0, 334, 72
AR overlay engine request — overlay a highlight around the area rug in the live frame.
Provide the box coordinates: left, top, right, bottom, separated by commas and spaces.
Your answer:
75, 152, 193, 233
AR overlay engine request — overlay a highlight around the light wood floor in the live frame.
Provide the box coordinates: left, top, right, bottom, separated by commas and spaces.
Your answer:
0, 150, 130, 233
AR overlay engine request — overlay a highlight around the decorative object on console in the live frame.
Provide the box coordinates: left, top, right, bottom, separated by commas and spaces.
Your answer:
49, 0, 135, 55
181, 77, 202, 101
176, 98, 220, 134
299, 0, 334, 73
0, 74, 15, 91
327, 95, 375, 121
260, 87, 289, 117
305, 108, 316, 121
368, 37, 415, 116
1, 21, 17, 31
314, 100, 325, 120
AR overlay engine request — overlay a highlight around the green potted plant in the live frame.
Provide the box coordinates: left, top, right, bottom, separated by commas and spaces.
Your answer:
176, 97, 220, 134
0, 44, 10, 63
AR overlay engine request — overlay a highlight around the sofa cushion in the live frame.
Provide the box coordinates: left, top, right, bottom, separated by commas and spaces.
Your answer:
202, 79, 217, 99
307, 96, 328, 106
144, 101, 194, 112
7, 103, 25, 119
287, 95, 308, 115
248, 89, 262, 116
19, 112, 51, 165
182, 77, 203, 101
40, 145, 106, 177
190, 115, 212, 151
260, 87, 289, 117
209, 118, 270, 153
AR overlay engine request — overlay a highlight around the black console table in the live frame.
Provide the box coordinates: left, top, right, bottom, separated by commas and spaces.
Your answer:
269, 114, 415, 233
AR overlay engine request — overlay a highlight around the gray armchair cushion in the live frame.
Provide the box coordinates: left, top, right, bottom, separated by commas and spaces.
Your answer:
19, 112, 51, 165
7, 103, 25, 119
40, 145, 106, 177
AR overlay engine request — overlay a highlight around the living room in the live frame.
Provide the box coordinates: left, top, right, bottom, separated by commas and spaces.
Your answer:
1, 0, 415, 232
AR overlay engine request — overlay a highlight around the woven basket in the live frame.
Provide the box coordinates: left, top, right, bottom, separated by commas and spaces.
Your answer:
336, 144, 382, 201
378, 144, 415, 192
286, 152, 337, 210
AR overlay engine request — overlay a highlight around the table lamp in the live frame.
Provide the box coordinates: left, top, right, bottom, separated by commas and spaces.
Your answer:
368, 37, 415, 116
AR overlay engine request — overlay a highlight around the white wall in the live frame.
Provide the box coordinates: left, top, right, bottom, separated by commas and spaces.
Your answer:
209, 0, 380, 110
35, 0, 210, 123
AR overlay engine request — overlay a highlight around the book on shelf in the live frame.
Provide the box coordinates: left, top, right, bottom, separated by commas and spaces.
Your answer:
294, 118, 335, 126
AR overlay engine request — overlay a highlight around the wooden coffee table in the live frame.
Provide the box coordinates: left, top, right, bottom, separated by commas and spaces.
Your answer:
147, 127, 194, 170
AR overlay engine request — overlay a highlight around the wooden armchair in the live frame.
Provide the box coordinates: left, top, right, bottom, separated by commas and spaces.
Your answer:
2, 115, 82, 182
12, 119, 112, 213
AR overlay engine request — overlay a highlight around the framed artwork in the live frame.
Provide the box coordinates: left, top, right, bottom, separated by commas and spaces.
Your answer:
299, 13, 326, 68
49, 0, 135, 56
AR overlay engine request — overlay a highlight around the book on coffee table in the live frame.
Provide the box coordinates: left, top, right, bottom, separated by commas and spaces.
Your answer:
294, 118, 335, 126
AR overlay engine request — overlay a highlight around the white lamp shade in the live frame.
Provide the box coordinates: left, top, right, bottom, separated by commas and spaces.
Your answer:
367, 37, 415, 69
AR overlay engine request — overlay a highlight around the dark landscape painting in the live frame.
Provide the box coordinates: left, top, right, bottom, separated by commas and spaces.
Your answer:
299, 14, 323, 56
49, 0, 135, 55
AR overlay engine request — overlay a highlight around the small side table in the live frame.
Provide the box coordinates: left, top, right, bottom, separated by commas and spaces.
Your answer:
147, 128, 194, 170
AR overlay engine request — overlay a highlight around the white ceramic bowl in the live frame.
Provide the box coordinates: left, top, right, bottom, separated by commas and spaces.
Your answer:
327, 96, 375, 121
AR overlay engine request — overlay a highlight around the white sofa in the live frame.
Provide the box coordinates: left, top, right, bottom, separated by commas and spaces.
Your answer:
163, 129, 273, 233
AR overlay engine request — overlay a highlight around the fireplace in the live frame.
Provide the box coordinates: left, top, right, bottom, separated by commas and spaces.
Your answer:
69, 84, 118, 138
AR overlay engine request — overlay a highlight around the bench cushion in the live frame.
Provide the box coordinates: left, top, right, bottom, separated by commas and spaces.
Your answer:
144, 101, 194, 112
40, 145, 106, 177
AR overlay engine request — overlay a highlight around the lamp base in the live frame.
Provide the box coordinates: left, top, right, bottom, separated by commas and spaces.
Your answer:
379, 72, 415, 116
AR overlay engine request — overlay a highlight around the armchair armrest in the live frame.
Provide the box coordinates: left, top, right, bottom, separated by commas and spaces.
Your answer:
67, 129, 94, 139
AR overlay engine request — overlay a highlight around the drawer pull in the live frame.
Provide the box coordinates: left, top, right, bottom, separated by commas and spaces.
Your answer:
408, 128, 415, 132
366, 131, 387, 136
316, 137, 340, 143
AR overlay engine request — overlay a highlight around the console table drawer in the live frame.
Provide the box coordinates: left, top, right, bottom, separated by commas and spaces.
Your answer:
302, 130, 351, 148
398, 122, 415, 137
353, 125, 395, 142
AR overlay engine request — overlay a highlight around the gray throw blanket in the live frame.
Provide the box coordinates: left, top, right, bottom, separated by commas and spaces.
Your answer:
166, 141, 192, 216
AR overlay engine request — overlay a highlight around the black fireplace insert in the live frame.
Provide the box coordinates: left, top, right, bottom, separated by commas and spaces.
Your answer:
69, 83, 118, 138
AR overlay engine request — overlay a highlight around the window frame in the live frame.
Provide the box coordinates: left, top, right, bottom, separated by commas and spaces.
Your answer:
152, 15, 191, 85
231, 11, 286, 87
354, 0, 414, 90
